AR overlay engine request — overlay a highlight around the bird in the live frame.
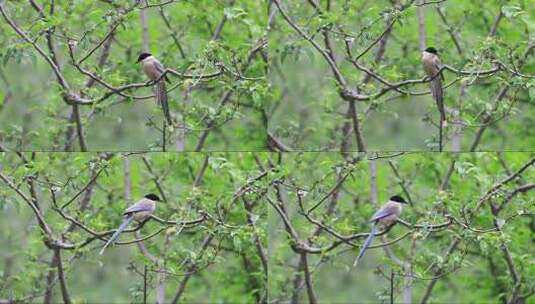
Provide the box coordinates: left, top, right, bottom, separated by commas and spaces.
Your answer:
422, 47, 447, 150
136, 52, 172, 125
353, 195, 408, 267
99, 193, 161, 255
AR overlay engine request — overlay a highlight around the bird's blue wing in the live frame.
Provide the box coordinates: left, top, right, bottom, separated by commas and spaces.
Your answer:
368, 208, 393, 223
123, 200, 153, 214
154, 61, 166, 75
153, 60, 170, 83
433, 57, 445, 80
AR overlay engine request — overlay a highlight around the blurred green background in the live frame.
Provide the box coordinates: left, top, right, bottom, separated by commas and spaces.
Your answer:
267, 152, 534, 303
0, 152, 267, 303
0, 0, 267, 151
267, 0, 535, 151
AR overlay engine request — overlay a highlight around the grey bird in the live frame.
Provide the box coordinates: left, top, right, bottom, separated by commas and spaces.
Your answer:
137, 53, 172, 125
422, 47, 447, 151
353, 195, 408, 267
422, 47, 446, 128
99, 193, 161, 255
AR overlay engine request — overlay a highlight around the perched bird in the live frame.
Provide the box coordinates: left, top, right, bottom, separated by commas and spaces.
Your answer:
353, 195, 408, 267
137, 53, 172, 125
422, 47, 446, 124
422, 47, 447, 151
99, 193, 161, 255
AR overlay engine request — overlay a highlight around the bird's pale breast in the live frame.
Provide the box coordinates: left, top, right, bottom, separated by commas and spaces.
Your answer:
133, 210, 152, 222
143, 59, 162, 81
422, 53, 439, 76
379, 202, 402, 225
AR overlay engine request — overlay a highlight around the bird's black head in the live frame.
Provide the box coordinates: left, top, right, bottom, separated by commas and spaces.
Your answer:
144, 193, 161, 202
136, 52, 152, 63
425, 47, 438, 54
390, 195, 408, 204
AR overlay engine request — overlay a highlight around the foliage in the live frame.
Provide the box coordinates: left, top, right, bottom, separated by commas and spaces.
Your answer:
267, 152, 535, 303
267, 0, 535, 151
0, 152, 268, 303
0, 0, 267, 151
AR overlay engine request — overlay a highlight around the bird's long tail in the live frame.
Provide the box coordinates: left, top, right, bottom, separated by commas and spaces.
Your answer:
431, 77, 446, 124
353, 223, 377, 267
99, 216, 134, 255
157, 80, 172, 125
431, 76, 446, 151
